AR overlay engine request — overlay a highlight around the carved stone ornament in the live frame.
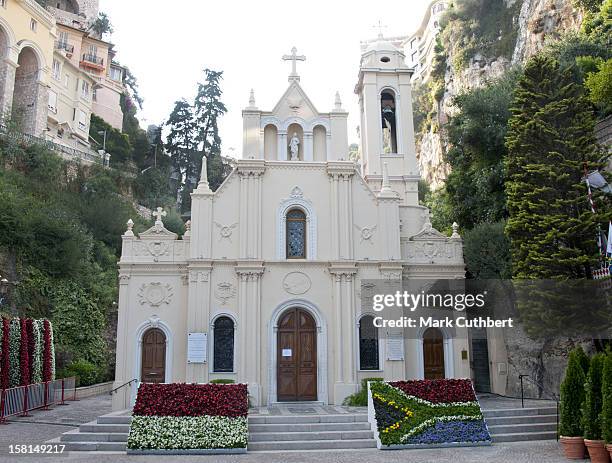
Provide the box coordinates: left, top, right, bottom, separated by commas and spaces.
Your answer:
282, 271, 312, 295
215, 282, 236, 305
354, 224, 377, 244
214, 222, 238, 242
290, 186, 303, 198
138, 283, 173, 307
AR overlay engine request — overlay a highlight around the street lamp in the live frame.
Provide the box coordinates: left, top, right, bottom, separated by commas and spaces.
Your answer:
97, 130, 107, 153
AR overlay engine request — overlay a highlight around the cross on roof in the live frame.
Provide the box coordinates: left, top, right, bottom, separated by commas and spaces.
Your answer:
373, 20, 388, 38
282, 46, 306, 81
153, 207, 167, 223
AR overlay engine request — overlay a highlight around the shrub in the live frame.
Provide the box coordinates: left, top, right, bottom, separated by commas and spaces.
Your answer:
59, 359, 101, 387
560, 347, 588, 436
575, 345, 591, 376
210, 379, 235, 384
343, 377, 383, 406
601, 352, 612, 444
582, 353, 605, 439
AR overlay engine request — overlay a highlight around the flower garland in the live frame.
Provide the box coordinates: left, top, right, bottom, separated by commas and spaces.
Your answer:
42, 319, 52, 382
19, 318, 30, 386
8, 319, 21, 388
30, 320, 42, 384
1, 318, 9, 389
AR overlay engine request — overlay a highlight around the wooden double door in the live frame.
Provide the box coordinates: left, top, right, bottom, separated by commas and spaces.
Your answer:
277, 308, 317, 401
141, 328, 166, 383
423, 328, 445, 379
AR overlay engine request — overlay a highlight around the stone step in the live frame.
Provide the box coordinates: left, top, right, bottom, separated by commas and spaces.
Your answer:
248, 414, 368, 425
249, 430, 373, 442
249, 422, 372, 433
485, 414, 557, 425
79, 422, 130, 433
487, 422, 557, 434
247, 438, 376, 451
58, 441, 127, 452
60, 430, 128, 443
482, 407, 557, 418
491, 431, 557, 443
97, 415, 132, 425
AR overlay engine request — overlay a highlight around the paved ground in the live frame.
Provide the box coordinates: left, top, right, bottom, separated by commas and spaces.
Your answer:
0, 441, 577, 463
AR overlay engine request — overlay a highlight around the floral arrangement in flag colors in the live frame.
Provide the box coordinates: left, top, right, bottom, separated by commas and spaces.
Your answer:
369, 379, 491, 447
0, 317, 55, 389
127, 383, 248, 451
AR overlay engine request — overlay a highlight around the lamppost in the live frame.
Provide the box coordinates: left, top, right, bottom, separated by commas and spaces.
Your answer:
97, 130, 107, 153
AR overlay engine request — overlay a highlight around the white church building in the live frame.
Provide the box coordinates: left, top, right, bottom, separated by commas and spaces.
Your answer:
112, 38, 508, 410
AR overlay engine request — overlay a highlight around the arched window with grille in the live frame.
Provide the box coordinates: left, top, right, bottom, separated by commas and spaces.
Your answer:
213, 316, 234, 372
359, 315, 379, 370
286, 208, 306, 258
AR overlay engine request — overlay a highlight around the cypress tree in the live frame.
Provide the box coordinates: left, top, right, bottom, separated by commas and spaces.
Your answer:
582, 353, 605, 439
601, 352, 612, 444
560, 347, 588, 436
505, 55, 605, 280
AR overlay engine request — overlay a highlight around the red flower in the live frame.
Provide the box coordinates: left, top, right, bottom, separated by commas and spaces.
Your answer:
132, 383, 249, 417
389, 379, 476, 403
26, 319, 34, 384
1, 318, 10, 390
19, 318, 30, 386
42, 320, 52, 382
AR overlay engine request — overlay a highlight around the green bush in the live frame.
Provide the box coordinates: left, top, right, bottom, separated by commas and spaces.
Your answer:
601, 352, 612, 444
209, 379, 235, 384
582, 353, 605, 439
343, 378, 384, 406
58, 359, 101, 387
560, 347, 588, 436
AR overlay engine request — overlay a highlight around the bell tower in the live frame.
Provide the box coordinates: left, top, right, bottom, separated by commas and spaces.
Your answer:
355, 35, 420, 205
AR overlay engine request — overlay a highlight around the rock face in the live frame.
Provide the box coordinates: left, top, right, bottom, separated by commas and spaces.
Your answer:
417, 0, 582, 188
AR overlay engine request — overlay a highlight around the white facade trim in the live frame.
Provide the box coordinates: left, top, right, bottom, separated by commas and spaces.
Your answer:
267, 299, 328, 405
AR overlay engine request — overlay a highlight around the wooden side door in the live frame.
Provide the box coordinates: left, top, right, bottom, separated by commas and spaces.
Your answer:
141, 328, 166, 383
423, 328, 445, 379
277, 308, 317, 401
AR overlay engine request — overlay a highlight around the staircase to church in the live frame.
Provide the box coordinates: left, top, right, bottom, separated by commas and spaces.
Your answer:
52, 405, 558, 452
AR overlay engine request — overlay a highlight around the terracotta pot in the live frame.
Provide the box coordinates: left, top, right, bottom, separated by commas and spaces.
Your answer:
560, 436, 586, 460
606, 444, 612, 461
584, 439, 610, 463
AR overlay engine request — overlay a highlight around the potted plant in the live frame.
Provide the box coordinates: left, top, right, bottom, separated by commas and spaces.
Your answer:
583, 353, 608, 463
559, 347, 588, 459
601, 352, 612, 460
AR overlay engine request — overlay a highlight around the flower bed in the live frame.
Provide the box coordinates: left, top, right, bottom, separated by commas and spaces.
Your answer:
127, 383, 248, 454
368, 379, 491, 449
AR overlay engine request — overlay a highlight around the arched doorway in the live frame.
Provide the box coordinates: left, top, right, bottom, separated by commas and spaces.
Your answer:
141, 328, 166, 383
12, 47, 42, 134
277, 308, 317, 401
423, 328, 445, 379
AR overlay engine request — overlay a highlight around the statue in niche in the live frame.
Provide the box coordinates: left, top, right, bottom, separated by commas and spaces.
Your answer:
289, 132, 300, 160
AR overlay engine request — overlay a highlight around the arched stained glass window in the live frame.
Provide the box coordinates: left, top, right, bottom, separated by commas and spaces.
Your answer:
359, 315, 379, 370
286, 209, 306, 258
213, 316, 234, 372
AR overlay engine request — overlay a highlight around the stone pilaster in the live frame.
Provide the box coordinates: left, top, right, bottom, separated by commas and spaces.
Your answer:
0, 57, 17, 118
185, 265, 212, 383
112, 272, 132, 411
236, 160, 265, 260
327, 162, 355, 260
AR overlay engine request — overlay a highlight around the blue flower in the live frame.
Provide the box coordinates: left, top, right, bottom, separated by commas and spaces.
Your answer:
404, 420, 491, 445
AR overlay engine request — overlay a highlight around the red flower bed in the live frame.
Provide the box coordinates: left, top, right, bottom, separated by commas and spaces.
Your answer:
19, 318, 30, 386
389, 379, 476, 404
133, 383, 248, 418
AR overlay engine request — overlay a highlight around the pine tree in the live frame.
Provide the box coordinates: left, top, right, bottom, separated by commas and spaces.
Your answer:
165, 99, 196, 212
193, 69, 227, 192
505, 55, 605, 280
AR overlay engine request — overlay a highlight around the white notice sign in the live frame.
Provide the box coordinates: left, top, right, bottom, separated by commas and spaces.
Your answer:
282, 349, 292, 357
386, 335, 404, 361
187, 332, 207, 363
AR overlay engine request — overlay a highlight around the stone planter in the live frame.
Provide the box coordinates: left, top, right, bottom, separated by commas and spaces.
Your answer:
584, 439, 609, 463
560, 436, 586, 460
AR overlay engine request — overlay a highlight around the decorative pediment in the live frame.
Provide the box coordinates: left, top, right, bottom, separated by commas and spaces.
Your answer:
409, 220, 448, 241
272, 81, 319, 121
138, 222, 178, 241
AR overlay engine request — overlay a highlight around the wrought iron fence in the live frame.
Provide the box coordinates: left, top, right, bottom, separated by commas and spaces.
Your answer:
0, 377, 77, 423
82, 54, 104, 66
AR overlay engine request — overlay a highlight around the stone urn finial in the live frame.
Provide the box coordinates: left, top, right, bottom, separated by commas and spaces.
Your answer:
451, 222, 461, 239
125, 218, 134, 236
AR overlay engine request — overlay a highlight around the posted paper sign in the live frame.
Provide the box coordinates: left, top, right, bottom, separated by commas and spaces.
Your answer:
282, 349, 292, 357
187, 332, 207, 363
386, 335, 404, 361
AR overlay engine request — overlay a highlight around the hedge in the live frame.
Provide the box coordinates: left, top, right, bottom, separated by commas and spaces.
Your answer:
369, 379, 491, 447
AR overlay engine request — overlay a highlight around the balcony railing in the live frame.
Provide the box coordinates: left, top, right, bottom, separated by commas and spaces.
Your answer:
81, 54, 104, 67
54, 41, 74, 54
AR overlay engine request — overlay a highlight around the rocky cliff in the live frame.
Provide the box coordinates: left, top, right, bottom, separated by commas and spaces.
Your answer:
416, 0, 583, 188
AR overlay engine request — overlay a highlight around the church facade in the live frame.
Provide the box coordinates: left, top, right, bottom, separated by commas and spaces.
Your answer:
112, 39, 508, 410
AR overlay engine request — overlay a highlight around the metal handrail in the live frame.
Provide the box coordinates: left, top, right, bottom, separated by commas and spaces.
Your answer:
110, 379, 138, 395
516, 373, 560, 442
